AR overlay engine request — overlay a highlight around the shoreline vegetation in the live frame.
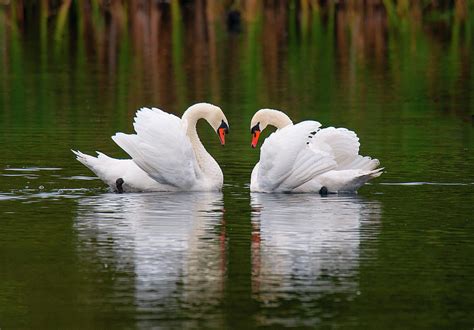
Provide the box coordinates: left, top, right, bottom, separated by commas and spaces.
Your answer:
1, 1, 471, 57
1, 1, 471, 34
0, 1, 472, 118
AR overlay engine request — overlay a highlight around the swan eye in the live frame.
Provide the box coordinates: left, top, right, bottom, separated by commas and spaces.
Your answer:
218, 120, 229, 134
251, 122, 260, 134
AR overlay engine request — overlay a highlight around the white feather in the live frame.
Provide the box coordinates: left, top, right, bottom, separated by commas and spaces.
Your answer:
250, 110, 383, 193
112, 108, 198, 189
256, 121, 337, 192
73, 103, 227, 192
72, 150, 167, 192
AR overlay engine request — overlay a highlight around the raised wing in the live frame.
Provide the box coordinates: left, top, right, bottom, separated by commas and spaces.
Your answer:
112, 107, 199, 189
311, 127, 379, 170
257, 121, 337, 192
310, 127, 359, 168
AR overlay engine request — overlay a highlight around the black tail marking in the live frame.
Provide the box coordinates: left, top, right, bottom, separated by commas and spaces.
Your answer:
319, 186, 328, 196
116, 178, 124, 194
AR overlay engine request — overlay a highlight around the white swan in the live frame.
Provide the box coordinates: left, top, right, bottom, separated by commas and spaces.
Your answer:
72, 103, 229, 192
249, 109, 383, 193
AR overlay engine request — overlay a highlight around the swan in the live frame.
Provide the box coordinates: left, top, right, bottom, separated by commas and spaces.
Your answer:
249, 109, 383, 193
72, 103, 229, 192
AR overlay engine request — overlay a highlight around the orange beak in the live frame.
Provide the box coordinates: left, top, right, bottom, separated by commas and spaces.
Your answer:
251, 130, 261, 148
218, 128, 226, 145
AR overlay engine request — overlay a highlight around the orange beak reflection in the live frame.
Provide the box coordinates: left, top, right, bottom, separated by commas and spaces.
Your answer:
251, 130, 261, 148
218, 128, 226, 145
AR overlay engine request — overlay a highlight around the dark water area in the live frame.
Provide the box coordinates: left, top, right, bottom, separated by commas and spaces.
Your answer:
1, 2, 474, 328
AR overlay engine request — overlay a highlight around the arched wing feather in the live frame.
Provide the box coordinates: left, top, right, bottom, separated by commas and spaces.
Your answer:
310, 127, 360, 169
112, 107, 199, 189
258, 121, 337, 192
311, 127, 379, 170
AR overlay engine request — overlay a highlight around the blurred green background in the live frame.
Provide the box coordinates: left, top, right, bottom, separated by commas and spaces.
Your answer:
0, 1, 473, 328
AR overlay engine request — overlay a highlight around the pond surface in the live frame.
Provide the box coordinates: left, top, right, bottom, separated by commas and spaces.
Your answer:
1, 3, 474, 328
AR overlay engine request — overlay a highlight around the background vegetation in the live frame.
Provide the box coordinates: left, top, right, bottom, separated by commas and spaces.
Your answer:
1, 0, 472, 115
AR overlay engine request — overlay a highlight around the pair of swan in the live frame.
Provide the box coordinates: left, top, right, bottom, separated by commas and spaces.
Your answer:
73, 103, 382, 193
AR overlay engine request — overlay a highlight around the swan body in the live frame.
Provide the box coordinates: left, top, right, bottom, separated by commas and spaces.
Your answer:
250, 109, 382, 193
73, 103, 229, 192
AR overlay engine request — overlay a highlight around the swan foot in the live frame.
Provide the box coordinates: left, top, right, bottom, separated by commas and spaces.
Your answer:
116, 178, 124, 194
319, 186, 328, 196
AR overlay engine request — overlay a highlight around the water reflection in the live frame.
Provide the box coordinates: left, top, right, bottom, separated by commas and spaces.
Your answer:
250, 193, 381, 323
1, 1, 472, 121
75, 192, 225, 323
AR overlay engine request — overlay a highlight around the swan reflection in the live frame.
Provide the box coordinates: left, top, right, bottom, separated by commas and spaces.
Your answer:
74, 192, 225, 316
250, 193, 381, 309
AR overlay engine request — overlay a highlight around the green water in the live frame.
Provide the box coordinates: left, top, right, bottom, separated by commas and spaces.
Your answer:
1, 4, 474, 328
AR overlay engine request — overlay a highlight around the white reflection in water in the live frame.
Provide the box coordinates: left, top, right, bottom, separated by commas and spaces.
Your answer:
250, 193, 381, 306
75, 192, 225, 317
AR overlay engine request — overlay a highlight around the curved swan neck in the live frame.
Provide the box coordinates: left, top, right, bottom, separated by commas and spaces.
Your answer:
181, 103, 216, 129
253, 109, 293, 130
181, 103, 223, 184
181, 105, 210, 157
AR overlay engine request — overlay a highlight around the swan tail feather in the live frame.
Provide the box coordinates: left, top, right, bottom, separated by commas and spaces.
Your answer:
72, 149, 127, 188
339, 155, 380, 171
351, 168, 384, 189
364, 167, 384, 178
330, 167, 383, 193
72, 150, 99, 172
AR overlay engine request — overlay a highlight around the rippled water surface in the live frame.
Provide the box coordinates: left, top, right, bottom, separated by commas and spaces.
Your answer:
1, 2, 474, 328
